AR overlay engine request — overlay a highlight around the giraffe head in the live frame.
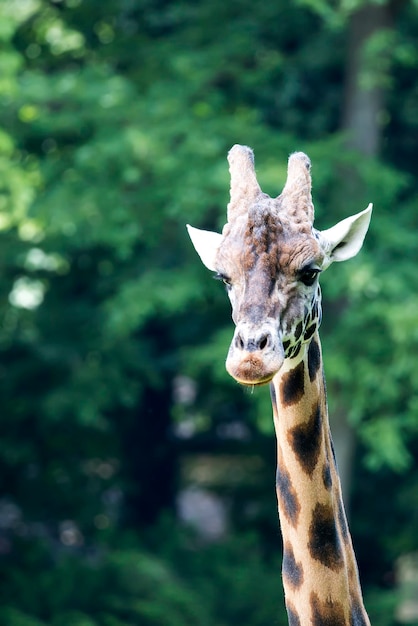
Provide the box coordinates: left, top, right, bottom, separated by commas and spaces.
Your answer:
188, 145, 372, 386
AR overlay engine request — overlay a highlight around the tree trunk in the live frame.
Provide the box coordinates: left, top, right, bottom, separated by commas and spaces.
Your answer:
121, 378, 177, 528
334, 2, 395, 510
342, 3, 392, 156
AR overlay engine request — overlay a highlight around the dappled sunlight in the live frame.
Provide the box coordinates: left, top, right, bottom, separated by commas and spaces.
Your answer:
9, 276, 45, 309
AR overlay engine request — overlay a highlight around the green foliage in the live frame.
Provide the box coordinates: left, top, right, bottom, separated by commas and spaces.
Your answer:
319, 154, 418, 472
0, 0, 418, 624
0, 529, 287, 626
364, 588, 400, 626
0, 608, 45, 626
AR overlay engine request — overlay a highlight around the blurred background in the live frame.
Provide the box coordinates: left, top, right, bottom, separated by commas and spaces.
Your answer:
1, 0, 418, 624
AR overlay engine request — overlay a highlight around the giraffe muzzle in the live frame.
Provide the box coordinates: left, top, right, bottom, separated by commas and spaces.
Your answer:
226, 322, 285, 385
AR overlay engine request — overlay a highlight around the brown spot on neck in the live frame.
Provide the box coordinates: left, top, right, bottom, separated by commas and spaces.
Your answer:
287, 401, 322, 476
308, 503, 344, 572
282, 542, 304, 590
350, 601, 370, 626
276, 462, 301, 527
307, 336, 321, 382
322, 461, 333, 490
286, 602, 302, 626
310, 592, 346, 626
280, 361, 305, 406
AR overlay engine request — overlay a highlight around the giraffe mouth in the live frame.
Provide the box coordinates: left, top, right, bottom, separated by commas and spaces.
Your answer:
226, 353, 282, 386
235, 374, 275, 387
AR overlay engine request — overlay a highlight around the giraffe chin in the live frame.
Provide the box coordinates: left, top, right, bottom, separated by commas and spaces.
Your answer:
225, 354, 283, 387
234, 374, 275, 387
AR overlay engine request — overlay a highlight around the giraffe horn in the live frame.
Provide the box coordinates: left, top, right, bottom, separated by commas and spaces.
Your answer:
280, 151, 314, 223
227, 144, 262, 223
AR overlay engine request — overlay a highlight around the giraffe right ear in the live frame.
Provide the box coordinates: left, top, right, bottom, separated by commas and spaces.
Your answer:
320, 203, 373, 267
186, 225, 223, 272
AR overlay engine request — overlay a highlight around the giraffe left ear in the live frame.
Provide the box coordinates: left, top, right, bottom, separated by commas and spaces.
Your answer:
186, 224, 223, 272
320, 203, 373, 266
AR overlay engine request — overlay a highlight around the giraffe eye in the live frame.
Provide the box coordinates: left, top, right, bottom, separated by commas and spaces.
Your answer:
299, 267, 321, 287
214, 272, 232, 288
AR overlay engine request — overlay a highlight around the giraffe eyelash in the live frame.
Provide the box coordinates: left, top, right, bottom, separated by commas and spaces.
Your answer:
213, 272, 231, 287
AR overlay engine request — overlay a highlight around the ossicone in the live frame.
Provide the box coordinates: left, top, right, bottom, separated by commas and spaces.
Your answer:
227, 144, 262, 223
280, 151, 314, 223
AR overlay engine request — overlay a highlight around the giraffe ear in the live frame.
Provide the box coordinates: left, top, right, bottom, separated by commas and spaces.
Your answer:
320, 203, 372, 266
187, 224, 223, 272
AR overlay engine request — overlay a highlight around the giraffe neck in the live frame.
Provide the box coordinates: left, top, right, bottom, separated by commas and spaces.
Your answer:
270, 332, 370, 625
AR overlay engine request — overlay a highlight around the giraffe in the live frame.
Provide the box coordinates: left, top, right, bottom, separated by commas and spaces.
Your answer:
187, 145, 372, 625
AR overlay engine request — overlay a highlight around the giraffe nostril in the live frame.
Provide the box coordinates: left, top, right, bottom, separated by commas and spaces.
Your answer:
234, 329, 272, 352
235, 333, 245, 350
259, 335, 268, 350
